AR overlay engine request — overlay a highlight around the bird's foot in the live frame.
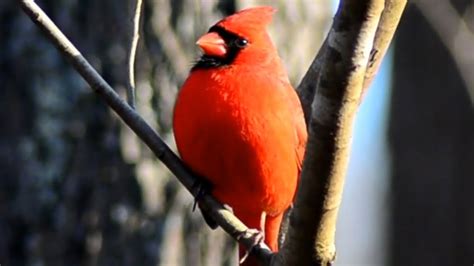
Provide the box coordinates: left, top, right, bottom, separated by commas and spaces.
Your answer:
191, 179, 211, 211
191, 179, 219, 229
238, 228, 265, 264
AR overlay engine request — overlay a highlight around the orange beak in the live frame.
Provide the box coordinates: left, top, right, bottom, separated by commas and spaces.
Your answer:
196, 32, 227, 57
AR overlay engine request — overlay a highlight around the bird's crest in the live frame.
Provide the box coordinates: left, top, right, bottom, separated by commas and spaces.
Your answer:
216, 6, 276, 37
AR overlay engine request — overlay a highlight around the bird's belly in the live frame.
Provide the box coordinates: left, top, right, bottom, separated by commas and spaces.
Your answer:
174, 93, 298, 215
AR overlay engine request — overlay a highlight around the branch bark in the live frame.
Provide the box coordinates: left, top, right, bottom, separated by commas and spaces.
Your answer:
280, 0, 406, 265
362, 0, 407, 94
18, 0, 272, 263
296, 38, 329, 124
297, 0, 407, 123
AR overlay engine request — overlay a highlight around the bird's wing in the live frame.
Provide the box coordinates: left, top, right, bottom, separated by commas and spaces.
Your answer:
293, 96, 308, 171
283, 81, 308, 172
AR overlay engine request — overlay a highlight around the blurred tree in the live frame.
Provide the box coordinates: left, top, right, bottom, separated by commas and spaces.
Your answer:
0, 0, 330, 265
0, 0, 155, 265
389, 1, 474, 265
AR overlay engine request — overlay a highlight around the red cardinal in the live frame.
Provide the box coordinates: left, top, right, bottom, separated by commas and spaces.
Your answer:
173, 6, 307, 265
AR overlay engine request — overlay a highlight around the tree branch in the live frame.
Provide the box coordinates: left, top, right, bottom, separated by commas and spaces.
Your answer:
280, 0, 406, 265
362, 0, 407, 94
126, 0, 143, 109
297, 0, 406, 124
296, 37, 329, 124
18, 0, 272, 262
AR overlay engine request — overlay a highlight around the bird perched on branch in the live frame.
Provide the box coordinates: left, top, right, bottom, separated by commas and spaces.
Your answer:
173, 6, 307, 265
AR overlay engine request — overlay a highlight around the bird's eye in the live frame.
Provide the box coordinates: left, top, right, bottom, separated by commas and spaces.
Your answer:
235, 38, 248, 48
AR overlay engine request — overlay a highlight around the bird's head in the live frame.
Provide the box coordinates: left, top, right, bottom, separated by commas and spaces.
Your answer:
193, 6, 278, 70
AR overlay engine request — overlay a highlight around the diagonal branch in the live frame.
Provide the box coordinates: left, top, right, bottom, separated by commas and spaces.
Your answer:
18, 0, 272, 263
282, 0, 407, 265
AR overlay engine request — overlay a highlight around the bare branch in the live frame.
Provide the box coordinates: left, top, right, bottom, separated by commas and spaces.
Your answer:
362, 0, 407, 94
126, 0, 143, 109
18, 0, 272, 262
297, 0, 406, 124
281, 0, 406, 265
414, 0, 474, 105
296, 37, 329, 124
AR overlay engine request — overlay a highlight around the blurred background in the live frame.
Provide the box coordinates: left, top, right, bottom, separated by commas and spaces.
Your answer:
0, 0, 473, 265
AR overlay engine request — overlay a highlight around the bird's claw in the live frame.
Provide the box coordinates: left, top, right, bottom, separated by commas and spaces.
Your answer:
238, 228, 265, 264
191, 179, 211, 212
191, 179, 219, 229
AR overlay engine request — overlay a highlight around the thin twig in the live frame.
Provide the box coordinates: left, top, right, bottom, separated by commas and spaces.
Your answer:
18, 0, 272, 262
126, 0, 143, 109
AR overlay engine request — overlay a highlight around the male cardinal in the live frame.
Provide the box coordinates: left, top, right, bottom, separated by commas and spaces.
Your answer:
173, 6, 307, 265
